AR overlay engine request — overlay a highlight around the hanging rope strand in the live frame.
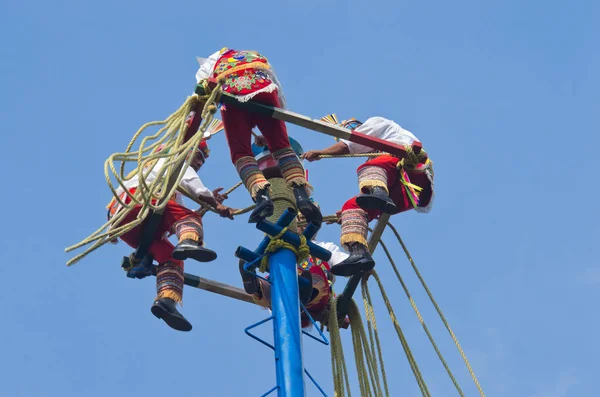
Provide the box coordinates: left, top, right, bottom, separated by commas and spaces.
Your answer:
385, 222, 485, 397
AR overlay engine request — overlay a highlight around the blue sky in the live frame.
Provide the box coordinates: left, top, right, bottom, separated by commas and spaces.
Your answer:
1, 0, 598, 396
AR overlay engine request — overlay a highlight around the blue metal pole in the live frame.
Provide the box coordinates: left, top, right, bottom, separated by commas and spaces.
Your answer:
270, 248, 306, 396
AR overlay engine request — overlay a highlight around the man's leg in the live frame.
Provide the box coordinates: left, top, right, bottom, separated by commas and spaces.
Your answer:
165, 201, 217, 263
221, 103, 274, 222
355, 155, 400, 214
149, 242, 192, 332
253, 91, 322, 223
330, 199, 379, 277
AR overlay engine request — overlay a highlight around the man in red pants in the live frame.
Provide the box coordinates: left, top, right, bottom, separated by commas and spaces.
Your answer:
108, 140, 235, 331
303, 116, 435, 277
195, 48, 322, 224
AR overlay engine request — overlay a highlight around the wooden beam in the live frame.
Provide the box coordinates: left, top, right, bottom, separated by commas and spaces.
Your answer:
195, 82, 425, 161
149, 265, 255, 305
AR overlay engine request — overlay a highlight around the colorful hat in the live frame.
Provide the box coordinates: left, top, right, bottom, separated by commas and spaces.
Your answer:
321, 114, 362, 130
196, 139, 210, 160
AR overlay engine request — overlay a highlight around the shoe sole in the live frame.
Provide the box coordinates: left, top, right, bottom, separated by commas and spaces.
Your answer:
298, 203, 323, 224
151, 303, 192, 332
172, 248, 217, 262
330, 260, 375, 277
248, 204, 275, 223
356, 196, 397, 214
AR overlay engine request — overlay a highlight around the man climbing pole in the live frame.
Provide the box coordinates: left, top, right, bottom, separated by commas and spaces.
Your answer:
195, 48, 322, 224
302, 116, 435, 277
107, 139, 236, 331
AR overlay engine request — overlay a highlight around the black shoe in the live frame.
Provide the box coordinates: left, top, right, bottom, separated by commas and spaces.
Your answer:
249, 188, 274, 223
293, 185, 323, 224
356, 186, 397, 214
239, 260, 259, 295
150, 298, 192, 332
330, 243, 375, 277
298, 270, 313, 306
172, 239, 217, 262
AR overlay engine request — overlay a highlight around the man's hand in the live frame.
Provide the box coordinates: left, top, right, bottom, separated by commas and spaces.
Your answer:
254, 134, 267, 147
216, 203, 236, 220
325, 209, 343, 225
212, 187, 229, 204
301, 150, 323, 162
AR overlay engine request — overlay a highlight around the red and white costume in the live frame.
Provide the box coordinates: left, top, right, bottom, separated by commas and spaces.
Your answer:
108, 153, 214, 305
339, 117, 435, 247
195, 48, 308, 198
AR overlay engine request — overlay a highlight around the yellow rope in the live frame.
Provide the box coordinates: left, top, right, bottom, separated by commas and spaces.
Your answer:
361, 277, 390, 397
328, 297, 353, 397
65, 80, 224, 266
258, 227, 309, 273
376, 234, 465, 396
316, 153, 385, 159
385, 222, 486, 397
367, 270, 431, 397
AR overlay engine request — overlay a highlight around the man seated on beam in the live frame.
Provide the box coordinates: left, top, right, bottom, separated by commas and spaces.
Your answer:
107, 139, 235, 331
302, 116, 435, 277
195, 47, 322, 224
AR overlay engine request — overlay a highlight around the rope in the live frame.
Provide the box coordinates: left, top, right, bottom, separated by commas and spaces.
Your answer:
258, 227, 309, 273
65, 80, 224, 266
367, 270, 431, 397
385, 222, 486, 397
376, 233, 465, 396
361, 277, 390, 397
316, 153, 385, 159
328, 297, 353, 397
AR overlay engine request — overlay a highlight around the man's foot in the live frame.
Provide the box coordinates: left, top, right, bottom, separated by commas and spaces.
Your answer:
172, 239, 217, 262
150, 298, 192, 332
356, 186, 397, 214
249, 188, 274, 223
330, 243, 375, 277
239, 260, 260, 295
293, 185, 323, 224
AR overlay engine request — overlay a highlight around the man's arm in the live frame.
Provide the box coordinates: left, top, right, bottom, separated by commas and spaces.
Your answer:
301, 142, 350, 162
179, 167, 235, 219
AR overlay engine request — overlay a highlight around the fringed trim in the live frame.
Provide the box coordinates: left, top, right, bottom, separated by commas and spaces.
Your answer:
179, 232, 199, 242
235, 156, 270, 199
340, 233, 368, 248
358, 165, 388, 193
174, 214, 203, 243
157, 289, 183, 305
235, 83, 279, 103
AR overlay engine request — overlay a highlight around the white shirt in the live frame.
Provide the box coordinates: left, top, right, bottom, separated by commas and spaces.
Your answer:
341, 116, 420, 154
195, 50, 223, 83
116, 158, 214, 202
315, 241, 349, 267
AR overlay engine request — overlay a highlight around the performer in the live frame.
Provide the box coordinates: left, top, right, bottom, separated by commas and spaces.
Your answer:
302, 116, 435, 276
108, 140, 235, 331
195, 48, 321, 224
